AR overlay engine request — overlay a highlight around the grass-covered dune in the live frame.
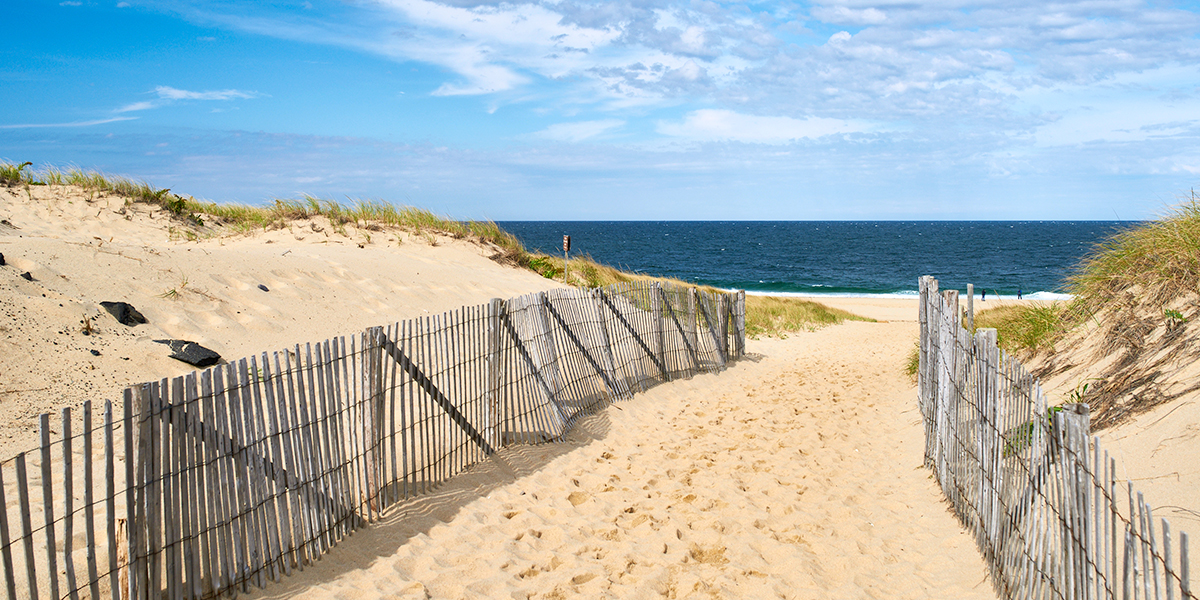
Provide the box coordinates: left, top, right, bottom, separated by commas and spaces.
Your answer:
974, 196, 1200, 428
1, 161, 868, 338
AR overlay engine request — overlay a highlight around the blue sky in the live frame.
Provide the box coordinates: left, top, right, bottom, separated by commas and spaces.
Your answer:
3, 0, 1200, 220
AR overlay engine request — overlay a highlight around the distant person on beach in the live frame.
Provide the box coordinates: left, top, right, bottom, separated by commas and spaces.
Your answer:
1017, 289, 1023, 300
981, 289, 986, 301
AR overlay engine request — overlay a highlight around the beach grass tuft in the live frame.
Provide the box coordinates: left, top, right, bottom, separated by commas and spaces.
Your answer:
971, 302, 1070, 354
970, 193, 1200, 355
744, 295, 874, 338
1068, 193, 1200, 311
0, 161, 35, 185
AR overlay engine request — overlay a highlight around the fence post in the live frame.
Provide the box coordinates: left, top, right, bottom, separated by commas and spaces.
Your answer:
975, 327, 998, 559
590, 290, 628, 400
715, 291, 724, 357
650, 283, 668, 381
1062, 402, 1091, 599
729, 289, 739, 355
935, 290, 959, 494
486, 299, 504, 450
687, 288, 699, 375
919, 276, 939, 467
967, 283, 975, 332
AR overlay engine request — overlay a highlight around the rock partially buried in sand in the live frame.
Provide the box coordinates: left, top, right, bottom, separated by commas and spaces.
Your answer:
154, 339, 221, 367
257, 284, 269, 292
0, 252, 5, 266
100, 301, 148, 326
19, 272, 33, 281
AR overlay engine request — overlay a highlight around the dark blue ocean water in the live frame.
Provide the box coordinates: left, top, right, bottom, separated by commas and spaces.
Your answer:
496, 222, 1135, 298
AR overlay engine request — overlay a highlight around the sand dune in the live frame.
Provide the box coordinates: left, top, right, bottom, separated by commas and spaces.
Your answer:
0, 184, 561, 456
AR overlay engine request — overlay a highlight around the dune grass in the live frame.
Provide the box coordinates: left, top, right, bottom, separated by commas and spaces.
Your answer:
744, 295, 874, 338
971, 302, 1071, 354
1, 162, 529, 263
959, 195, 1200, 355
1068, 195, 1200, 311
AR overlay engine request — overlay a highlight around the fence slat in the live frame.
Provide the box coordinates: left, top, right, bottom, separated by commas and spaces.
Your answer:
84, 401, 99, 600
62, 407, 79, 600
0, 458, 16, 600
15, 453, 36, 600
39, 413, 60, 600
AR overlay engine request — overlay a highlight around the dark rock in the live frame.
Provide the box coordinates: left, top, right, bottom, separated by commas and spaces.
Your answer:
100, 301, 147, 326
19, 272, 32, 281
0, 252, 5, 266
90, 349, 101, 356
258, 284, 269, 292
154, 339, 221, 367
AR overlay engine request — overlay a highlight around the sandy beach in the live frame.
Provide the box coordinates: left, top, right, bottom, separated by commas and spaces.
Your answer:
0, 184, 1004, 598
243, 310, 997, 600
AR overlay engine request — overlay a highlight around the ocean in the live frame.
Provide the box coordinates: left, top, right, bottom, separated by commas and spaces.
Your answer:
496, 221, 1135, 299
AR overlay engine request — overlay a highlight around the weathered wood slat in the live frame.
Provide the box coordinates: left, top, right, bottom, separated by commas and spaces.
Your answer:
61, 408, 79, 600
83, 400, 99, 600
40, 413, 60, 600
200, 370, 231, 595
0, 453, 15, 600
250, 355, 282, 582
280, 348, 309, 569
267, 352, 296, 575
15, 453, 36, 600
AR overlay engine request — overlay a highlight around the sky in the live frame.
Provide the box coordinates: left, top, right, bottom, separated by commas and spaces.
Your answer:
3, 0, 1200, 220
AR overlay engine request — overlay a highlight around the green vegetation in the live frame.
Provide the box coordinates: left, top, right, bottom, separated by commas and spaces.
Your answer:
0, 161, 34, 185
971, 301, 1071, 354
904, 340, 920, 380
1069, 194, 1200, 311
967, 194, 1200, 356
744, 295, 874, 338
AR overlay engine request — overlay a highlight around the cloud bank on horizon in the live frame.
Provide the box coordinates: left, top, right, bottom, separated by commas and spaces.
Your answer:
2, 0, 1199, 219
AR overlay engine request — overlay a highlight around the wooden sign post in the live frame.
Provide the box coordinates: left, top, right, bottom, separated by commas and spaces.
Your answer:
563, 235, 571, 284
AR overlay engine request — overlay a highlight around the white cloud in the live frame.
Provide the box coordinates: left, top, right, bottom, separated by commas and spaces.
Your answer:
154, 86, 257, 101
657, 109, 872, 143
0, 117, 136, 129
532, 119, 625, 142
812, 5, 887, 26
113, 86, 260, 114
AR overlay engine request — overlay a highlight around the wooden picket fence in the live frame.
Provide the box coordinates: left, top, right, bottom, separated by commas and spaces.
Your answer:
0, 281, 745, 600
919, 275, 1193, 599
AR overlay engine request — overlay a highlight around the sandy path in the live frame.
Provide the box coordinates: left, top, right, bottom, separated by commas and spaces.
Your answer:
250, 320, 996, 600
